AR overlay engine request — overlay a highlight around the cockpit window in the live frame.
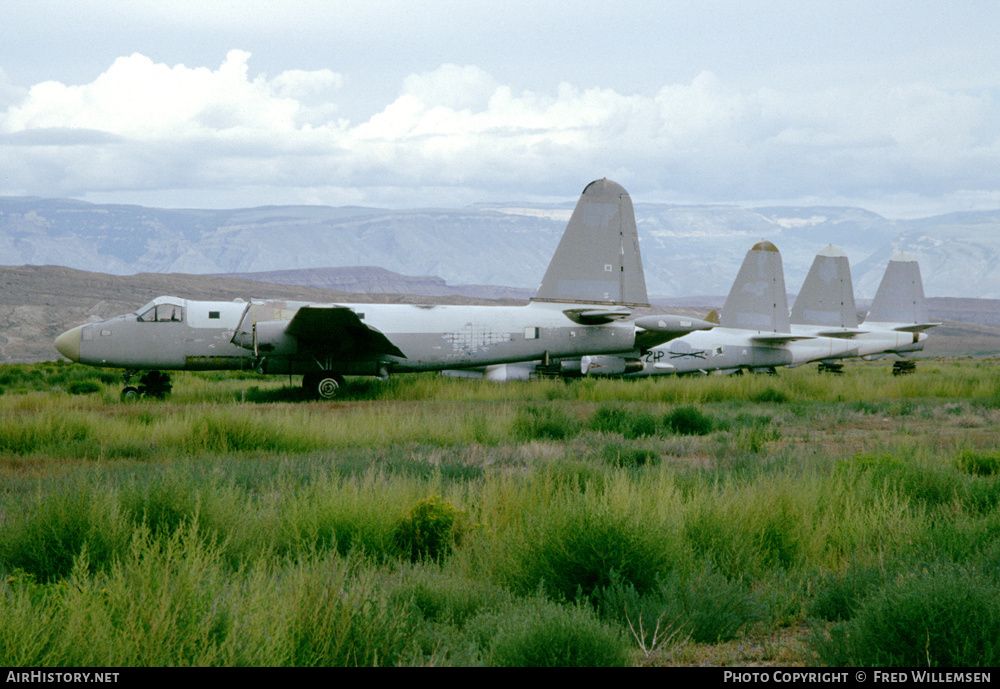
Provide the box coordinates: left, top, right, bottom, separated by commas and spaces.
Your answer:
138, 303, 184, 323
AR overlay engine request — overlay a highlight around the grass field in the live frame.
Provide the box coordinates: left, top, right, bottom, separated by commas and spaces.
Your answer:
2, 359, 999, 666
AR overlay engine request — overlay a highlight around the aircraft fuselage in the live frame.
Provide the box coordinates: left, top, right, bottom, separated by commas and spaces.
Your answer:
55, 296, 637, 376
630, 327, 859, 375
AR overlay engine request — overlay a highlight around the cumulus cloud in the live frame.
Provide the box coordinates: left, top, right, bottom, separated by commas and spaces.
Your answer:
1, 51, 998, 212
4, 50, 343, 139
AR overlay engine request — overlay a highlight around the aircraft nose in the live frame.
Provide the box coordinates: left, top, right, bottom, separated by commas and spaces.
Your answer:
55, 326, 82, 362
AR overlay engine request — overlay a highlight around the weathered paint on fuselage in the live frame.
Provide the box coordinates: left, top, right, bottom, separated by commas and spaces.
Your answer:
56, 297, 636, 375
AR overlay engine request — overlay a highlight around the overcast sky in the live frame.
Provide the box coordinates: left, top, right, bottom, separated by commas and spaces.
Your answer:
1, 0, 998, 216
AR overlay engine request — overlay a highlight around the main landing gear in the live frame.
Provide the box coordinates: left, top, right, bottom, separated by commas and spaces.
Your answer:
303, 372, 345, 399
892, 360, 917, 376
121, 370, 172, 400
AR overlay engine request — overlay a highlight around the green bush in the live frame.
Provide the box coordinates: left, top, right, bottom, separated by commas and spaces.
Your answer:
808, 564, 893, 622
590, 405, 657, 438
67, 380, 101, 395
390, 567, 511, 627
838, 453, 906, 480
513, 404, 580, 440
393, 496, 464, 562
812, 564, 1000, 667
601, 441, 658, 468
469, 598, 630, 667
663, 406, 713, 435
956, 450, 1000, 476
753, 387, 789, 404
599, 567, 760, 645
508, 501, 673, 602
731, 424, 781, 453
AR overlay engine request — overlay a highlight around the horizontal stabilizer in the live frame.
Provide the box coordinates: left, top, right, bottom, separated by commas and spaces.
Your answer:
814, 328, 869, 339
891, 322, 942, 333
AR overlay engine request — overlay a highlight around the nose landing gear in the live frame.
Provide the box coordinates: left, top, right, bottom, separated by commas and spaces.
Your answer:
121, 370, 173, 400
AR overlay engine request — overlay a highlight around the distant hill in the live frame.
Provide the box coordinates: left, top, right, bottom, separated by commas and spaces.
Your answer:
4, 196, 1000, 299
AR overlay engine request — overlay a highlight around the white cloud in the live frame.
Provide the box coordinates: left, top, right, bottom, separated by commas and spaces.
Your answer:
4, 50, 344, 140
1, 52, 998, 213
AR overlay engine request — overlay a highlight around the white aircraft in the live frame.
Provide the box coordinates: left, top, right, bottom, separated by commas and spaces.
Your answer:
580, 240, 860, 376
54, 179, 711, 398
790, 245, 939, 373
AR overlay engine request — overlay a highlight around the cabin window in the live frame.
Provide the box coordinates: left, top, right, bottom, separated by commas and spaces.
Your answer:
209, 311, 220, 319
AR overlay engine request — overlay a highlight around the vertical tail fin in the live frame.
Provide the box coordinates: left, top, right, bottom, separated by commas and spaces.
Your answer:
721, 241, 790, 332
532, 178, 649, 307
791, 244, 859, 328
866, 252, 928, 325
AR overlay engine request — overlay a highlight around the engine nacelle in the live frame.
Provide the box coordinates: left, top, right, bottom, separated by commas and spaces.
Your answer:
232, 320, 298, 356
484, 363, 536, 381
581, 355, 644, 376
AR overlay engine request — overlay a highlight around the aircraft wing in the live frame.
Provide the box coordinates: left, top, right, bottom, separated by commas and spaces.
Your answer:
633, 314, 715, 351
285, 306, 406, 358
750, 333, 816, 346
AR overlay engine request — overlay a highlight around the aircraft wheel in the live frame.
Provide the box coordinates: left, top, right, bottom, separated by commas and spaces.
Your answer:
317, 374, 345, 399
121, 386, 141, 401
305, 372, 345, 399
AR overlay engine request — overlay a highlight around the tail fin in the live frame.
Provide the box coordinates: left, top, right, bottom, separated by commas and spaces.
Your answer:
721, 240, 790, 332
790, 244, 859, 328
866, 252, 928, 326
532, 178, 649, 307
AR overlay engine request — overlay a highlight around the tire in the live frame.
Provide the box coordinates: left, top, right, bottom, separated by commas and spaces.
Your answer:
121, 386, 140, 401
316, 375, 342, 399
304, 372, 345, 399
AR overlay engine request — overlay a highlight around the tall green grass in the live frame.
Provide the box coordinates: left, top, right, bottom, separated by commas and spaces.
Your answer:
3, 360, 1000, 665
